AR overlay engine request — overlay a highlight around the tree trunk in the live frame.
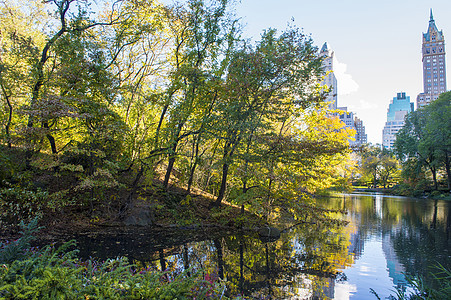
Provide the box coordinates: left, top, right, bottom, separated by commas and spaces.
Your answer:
203, 142, 218, 191
213, 139, 238, 207
445, 151, 451, 191
0, 83, 12, 148
159, 250, 166, 272
214, 162, 229, 206
154, 104, 169, 149
240, 160, 249, 214
163, 153, 176, 189
267, 177, 273, 220
213, 239, 224, 280
43, 122, 57, 154
186, 163, 196, 194
187, 134, 201, 194
239, 237, 244, 294
431, 167, 438, 190
163, 124, 183, 190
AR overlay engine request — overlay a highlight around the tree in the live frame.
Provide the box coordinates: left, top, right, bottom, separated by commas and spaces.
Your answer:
211, 26, 324, 207
0, 0, 47, 148
360, 144, 383, 188
423, 93, 451, 189
378, 152, 400, 189
0, 0, 360, 225
394, 93, 451, 190
160, 0, 237, 190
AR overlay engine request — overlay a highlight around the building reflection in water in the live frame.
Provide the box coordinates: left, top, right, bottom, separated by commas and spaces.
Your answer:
70, 193, 450, 299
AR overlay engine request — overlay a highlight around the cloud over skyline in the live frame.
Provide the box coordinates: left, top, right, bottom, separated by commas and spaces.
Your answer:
333, 56, 359, 96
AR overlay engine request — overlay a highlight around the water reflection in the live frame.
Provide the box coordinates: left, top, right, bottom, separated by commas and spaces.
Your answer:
71, 193, 450, 299
321, 193, 450, 299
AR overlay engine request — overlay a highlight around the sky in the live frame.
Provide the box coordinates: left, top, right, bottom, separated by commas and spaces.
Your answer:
232, 0, 451, 144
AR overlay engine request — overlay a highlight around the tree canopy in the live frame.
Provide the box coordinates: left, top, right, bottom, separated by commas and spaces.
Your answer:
0, 0, 353, 223
394, 92, 451, 191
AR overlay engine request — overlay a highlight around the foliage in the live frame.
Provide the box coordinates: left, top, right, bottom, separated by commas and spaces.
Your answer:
0, 220, 229, 299
0, 217, 42, 264
0, 186, 69, 228
356, 144, 401, 188
0, 149, 14, 183
0, 0, 352, 226
395, 92, 451, 191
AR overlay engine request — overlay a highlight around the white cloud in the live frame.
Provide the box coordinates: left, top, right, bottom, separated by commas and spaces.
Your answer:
333, 56, 359, 96
348, 99, 379, 111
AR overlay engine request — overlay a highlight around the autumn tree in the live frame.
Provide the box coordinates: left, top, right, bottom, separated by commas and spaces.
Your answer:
378, 151, 401, 189
228, 105, 353, 218
22, 0, 119, 155
423, 93, 451, 189
210, 26, 326, 207
0, 0, 47, 148
158, 0, 238, 190
358, 144, 382, 188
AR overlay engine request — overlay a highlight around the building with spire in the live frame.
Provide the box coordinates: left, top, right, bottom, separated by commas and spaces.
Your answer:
320, 42, 338, 110
417, 9, 447, 108
382, 92, 414, 149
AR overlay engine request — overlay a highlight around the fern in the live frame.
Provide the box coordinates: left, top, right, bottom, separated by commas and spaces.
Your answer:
0, 216, 42, 264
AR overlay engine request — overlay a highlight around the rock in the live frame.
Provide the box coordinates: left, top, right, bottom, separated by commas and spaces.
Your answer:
258, 226, 281, 239
124, 215, 137, 226
124, 210, 153, 226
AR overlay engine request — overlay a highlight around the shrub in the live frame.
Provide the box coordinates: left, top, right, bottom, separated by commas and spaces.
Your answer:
0, 185, 70, 229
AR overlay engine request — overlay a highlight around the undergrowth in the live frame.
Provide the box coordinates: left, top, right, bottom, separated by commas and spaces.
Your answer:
0, 218, 232, 299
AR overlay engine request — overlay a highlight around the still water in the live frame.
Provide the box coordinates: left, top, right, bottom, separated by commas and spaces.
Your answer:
73, 193, 450, 299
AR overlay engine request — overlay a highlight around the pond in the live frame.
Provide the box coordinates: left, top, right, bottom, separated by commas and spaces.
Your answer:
70, 193, 451, 299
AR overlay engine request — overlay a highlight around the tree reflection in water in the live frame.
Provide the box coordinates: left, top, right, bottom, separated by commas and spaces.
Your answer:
71, 219, 351, 298
69, 193, 450, 299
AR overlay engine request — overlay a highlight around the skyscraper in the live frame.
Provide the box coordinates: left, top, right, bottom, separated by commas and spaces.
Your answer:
320, 42, 367, 147
382, 92, 414, 149
337, 107, 367, 147
354, 117, 367, 145
320, 42, 338, 110
417, 10, 447, 108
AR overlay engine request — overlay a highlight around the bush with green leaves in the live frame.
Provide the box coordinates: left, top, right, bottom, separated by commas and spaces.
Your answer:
0, 150, 14, 184
0, 187, 48, 225
0, 185, 70, 229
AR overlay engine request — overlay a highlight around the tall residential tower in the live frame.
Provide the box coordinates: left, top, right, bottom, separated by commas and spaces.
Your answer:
320, 42, 338, 110
320, 42, 367, 147
417, 10, 447, 108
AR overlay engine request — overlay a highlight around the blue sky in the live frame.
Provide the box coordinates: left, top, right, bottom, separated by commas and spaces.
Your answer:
164, 0, 451, 144
234, 0, 451, 144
